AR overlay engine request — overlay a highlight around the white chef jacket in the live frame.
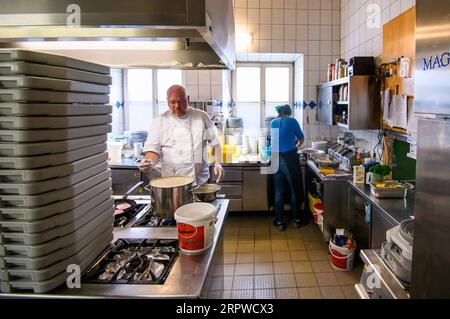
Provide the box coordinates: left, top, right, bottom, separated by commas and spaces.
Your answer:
143, 108, 220, 185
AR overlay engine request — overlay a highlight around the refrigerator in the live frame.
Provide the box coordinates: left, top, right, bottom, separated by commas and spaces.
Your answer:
411, 0, 450, 298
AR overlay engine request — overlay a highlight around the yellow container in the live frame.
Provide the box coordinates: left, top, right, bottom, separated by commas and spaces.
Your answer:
208, 148, 215, 164
308, 192, 322, 215
222, 144, 235, 163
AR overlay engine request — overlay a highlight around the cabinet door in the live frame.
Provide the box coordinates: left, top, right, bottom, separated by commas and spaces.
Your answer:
243, 168, 268, 211
371, 208, 396, 249
317, 85, 333, 125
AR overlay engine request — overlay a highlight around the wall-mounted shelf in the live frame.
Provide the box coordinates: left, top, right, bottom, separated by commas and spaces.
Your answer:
317, 75, 380, 130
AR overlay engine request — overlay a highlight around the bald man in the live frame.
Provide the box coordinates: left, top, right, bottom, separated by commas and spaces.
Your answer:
139, 84, 224, 185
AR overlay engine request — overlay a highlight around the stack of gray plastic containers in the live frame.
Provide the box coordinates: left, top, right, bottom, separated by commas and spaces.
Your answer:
0, 50, 114, 293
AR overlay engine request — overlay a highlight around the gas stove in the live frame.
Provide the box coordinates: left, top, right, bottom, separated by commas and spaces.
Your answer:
82, 238, 179, 285
132, 210, 176, 227
114, 203, 151, 228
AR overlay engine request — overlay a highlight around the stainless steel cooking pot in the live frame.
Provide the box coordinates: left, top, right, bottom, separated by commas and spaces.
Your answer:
192, 183, 222, 202
144, 176, 194, 218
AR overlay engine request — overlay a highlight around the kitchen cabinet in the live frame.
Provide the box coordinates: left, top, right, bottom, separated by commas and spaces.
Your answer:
210, 166, 243, 212
317, 76, 380, 130
243, 167, 268, 211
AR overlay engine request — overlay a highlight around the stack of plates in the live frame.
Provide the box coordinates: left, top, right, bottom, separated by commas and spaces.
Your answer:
130, 130, 148, 147
226, 117, 243, 135
0, 49, 114, 294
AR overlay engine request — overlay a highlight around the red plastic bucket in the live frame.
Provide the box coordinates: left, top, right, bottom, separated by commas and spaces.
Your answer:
313, 203, 324, 223
329, 240, 355, 271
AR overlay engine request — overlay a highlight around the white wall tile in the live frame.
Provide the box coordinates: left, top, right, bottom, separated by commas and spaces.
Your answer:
210, 70, 223, 85
285, 0, 297, 9
186, 85, 199, 101
321, 10, 333, 25
248, 0, 260, 8
185, 70, 198, 85
296, 40, 309, 53
284, 40, 297, 52
308, 0, 320, 10
308, 40, 320, 55
248, 8, 260, 23
321, 0, 333, 10
260, 39, 272, 52
260, 0, 272, 8
198, 85, 211, 100
272, 0, 285, 9
285, 25, 297, 39
285, 9, 297, 24
211, 85, 223, 100
235, 0, 248, 8
296, 25, 308, 40
297, 9, 308, 24
271, 39, 284, 52
308, 10, 321, 25
260, 24, 272, 39
234, 8, 248, 24
297, 0, 309, 9
260, 8, 272, 23
198, 71, 211, 86
272, 25, 284, 39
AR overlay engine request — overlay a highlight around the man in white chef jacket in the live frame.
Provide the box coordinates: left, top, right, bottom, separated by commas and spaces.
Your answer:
138, 84, 224, 184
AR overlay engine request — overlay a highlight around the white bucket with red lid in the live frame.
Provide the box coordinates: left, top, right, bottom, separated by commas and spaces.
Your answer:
174, 202, 217, 254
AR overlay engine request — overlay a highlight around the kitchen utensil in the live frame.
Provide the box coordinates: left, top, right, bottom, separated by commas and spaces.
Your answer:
192, 183, 222, 202
144, 176, 194, 218
114, 181, 143, 219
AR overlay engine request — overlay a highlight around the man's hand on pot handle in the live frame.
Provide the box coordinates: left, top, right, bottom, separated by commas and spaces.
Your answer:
138, 159, 153, 173
214, 163, 225, 183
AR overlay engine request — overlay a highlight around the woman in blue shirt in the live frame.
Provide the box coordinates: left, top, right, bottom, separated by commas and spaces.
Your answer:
270, 104, 307, 231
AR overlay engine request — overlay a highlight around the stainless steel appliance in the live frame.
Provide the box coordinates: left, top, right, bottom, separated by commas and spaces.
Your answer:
411, 0, 450, 298
0, 0, 235, 70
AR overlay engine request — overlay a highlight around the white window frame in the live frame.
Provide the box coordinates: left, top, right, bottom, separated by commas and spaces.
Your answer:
232, 62, 294, 129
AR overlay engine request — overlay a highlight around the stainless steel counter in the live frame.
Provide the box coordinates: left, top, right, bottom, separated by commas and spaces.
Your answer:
347, 181, 415, 225
0, 199, 229, 299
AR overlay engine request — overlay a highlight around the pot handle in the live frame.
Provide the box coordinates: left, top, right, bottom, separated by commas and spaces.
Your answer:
216, 194, 226, 198
188, 185, 200, 193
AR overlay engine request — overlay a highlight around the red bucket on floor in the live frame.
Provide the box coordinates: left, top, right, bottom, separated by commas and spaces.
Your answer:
313, 203, 324, 223
329, 239, 355, 271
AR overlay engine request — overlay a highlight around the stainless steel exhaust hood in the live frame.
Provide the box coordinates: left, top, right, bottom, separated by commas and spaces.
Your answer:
0, 0, 235, 69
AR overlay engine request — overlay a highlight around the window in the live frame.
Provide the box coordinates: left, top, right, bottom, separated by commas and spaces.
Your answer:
157, 69, 182, 114
126, 69, 153, 132
233, 63, 293, 133
235, 67, 261, 134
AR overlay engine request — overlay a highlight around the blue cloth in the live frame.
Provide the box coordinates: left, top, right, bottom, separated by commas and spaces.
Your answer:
270, 117, 304, 153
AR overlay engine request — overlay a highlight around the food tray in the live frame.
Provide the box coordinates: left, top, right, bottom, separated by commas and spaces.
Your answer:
369, 182, 411, 198
0, 162, 108, 195
0, 170, 110, 207
0, 124, 111, 143
0, 103, 112, 117
0, 61, 112, 85
0, 76, 110, 94
0, 49, 110, 75
0, 231, 112, 293
0, 134, 107, 157
0, 179, 111, 220
0, 198, 113, 247
0, 143, 107, 169
0, 215, 112, 270
0, 152, 107, 183
0, 89, 109, 104
0, 115, 112, 130
0, 190, 112, 233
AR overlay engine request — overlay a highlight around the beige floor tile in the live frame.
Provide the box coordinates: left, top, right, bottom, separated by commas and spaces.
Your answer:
209, 276, 225, 291
254, 252, 273, 263
223, 253, 236, 264
272, 251, 291, 262
273, 262, 294, 274
234, 263, 254, 275
334, 271, 359, 285
290, 250, 309, 261
271, 240, 289, 251
235, 253, 254, 264
274, 274, 297, 288
307, 249, 329, 261
298, 287, 322, 299
315, 272, 339, 287
320, 286, 346, 299
223, 264, 235, 276
254, 262, 274, 275
255, 235, 271, 241
302, 232, 323, 242
304, 241, 325, 250
311, 260, 334, 273
276, 288, 300, 299
295, 273, 318, 287
254, 289, 277, 299
231, 290, 254, 299
285, 230, 302, 239
341, 285, 359, 299
287, 239, 306, 251
254, 243, 272, 253
237, 243, 254, 253
224, 244, 238, 253
292, 261, 313, 273
254, 274, 276, 289
206, 290, 224, 299
232, 275, 254, 290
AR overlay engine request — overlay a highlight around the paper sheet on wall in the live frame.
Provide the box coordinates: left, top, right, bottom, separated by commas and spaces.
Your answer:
391, 95, 408, 130
407, 97, 418, 133
381, 89, 391, 125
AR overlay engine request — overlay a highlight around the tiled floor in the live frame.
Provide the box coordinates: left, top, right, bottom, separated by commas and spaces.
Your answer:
207, 213, 362, 299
